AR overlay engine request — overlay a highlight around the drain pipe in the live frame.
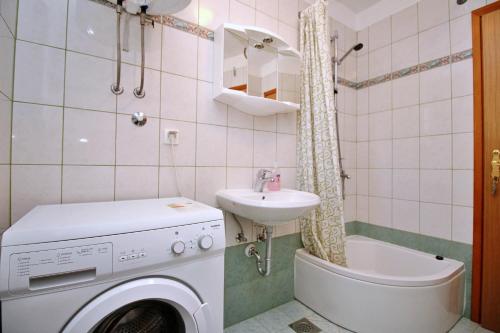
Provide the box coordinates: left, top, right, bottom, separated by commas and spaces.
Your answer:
245, 226, 273, 276
133, 6, 147, 99
111, 0, 124, 95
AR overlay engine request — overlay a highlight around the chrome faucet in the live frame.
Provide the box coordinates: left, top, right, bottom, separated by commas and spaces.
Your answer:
254, 169, 274, 192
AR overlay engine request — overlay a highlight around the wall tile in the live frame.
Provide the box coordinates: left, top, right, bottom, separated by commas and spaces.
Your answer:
420, 99, 452, 136
0, 97, 11, 164
369, 111, 392, 140
62, 165, 114, 204
344, 195, 357, 222
450, 15, 472, 54
116, 114, 160, 165
356, 142, 368, 169
369, 197, 392, 227
369, 82, 391, 113
392, 75, 419, 109
227, 128, 253, 167
357, 169, 368, 195
230, 0, 256, 25
420, 135, 452, 169
393, 199, 419, 233
453, 170, 473, 206
279, 167, 296, 189
0, 18, 15, 98
357, 195, 369, 222
278, 0, 298, 28
277, 113, 296, 134
392, 35, 418, 71
393, 138, 419, 169
420, 65, 451, 104
196, 167, 226, 206
174, 0, 199, 24
159, 119, 196, 166
452, 59, 473, 97
162, 26, 198, 78
420, 170, 452, 204
393, 169, 419, 201
369, 46, 391, 79
65, 51, 116, 112
255, 11, 278, 35
12, 103, 63, 164
115, 166, 159, 200
197, 80, 228, 125
357, 88, 369, 115
17, 0, 67, 48
196, 124, 227, 166
159, 166, 195, 198
345, 169, 356, 196
393, 106, 419, 139
0, 165, 10, 230
198, 37, 214, 82
199, 0, 230, 30
449, 0, 486, 20
161, 73, 197, 122
228, 107, 254, 129
391, 4, 418, 42
357, 114, 369, 142
254, 130, 276, 167
369, 140, 392, 169
418, 23, 450, 63
63, 108, 116, 165
452, 95, 473, 133
120, 16, 162, 70
11, 165, 61, 223
357, 54, 368, 83
452, 205, 473, 244
227, 167, 253, 188
278, 22, 298, 50
14, 41, 65, 106
254, 115, 276, 132
418, 0, 449, 31
369, 169, 392, 197
118, 65, 161, 118
0, 0, 18, 36
276, 134, 296, 168
420, 202, 452, 239
256, 0, 278, 18
369, 17, 391, 51
453, 133, 473, 169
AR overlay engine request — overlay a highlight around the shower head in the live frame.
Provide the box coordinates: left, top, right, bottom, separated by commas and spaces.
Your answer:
337, 43, 364, 64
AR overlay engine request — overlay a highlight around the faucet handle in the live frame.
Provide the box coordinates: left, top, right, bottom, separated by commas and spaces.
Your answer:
257, 168, 272, 179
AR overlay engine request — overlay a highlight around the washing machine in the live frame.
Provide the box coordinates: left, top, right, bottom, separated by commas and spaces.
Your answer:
0, 198, 225, 333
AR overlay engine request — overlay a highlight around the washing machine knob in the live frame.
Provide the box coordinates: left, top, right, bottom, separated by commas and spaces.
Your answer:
198, 235, 214, 250
171, 240, 185, 255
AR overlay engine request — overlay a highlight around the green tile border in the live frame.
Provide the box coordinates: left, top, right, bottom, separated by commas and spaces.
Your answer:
346, 221, 473, 318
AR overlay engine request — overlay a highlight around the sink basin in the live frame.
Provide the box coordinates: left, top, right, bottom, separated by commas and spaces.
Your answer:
216, 189, 321, 225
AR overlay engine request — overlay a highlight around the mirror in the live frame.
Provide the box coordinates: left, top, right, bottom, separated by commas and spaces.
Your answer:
247, 40, 278, 100
278, 54, 301, 104
223, 30, 248, 93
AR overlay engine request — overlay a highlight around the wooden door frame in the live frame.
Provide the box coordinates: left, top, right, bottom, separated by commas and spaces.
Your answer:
471, 1, 500, 323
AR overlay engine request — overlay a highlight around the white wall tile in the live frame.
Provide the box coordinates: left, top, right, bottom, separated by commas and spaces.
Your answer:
17, 0, 67, 48
393, 138, 419, 169
392, 35, 418, 71
449, 0, 486, 20
227, 128, 253, 167
280, 167, 296, 189
195, 167, 226, 206
230, 0, 256, 25
120, 16, 162, 70
369, 46, 391, 79
357, 169, 368, 195
159, 166, 195, 198
198, 37, 214, 82
0, 165, 10, 230
0, 0, 18, 36
357, 195, 369, 222
369, 17, 391, 51
14, 41, 65, 106
345, 169, 356, 196
418, 23, 450, 63
228, 107, 254, 129
393, 106, 419, 139
161, 73, 197, 122
357, 27, 369, 56
453, 170, 473, 206
369, 197, 392, 227
420, 100, 452, 136
256, 0, 278, 18
118, 65, 161, 117
420, 170, 452, 204
420, 202, 451, 239
254, 115, 276, 132
174, 0, 199, 24
391, 4, 418, 42
450, 15, 472, 54
393, 199, 419, 233
453, 133, 473, 169
63, 108, 116, 165
159, 119, 196, 166
0, 98, 11, 164
357, 88, 369, 114
65, 52, 116, 112
369, 169, 392, 197
357, 114, 369, 142
162, 26, 198, 78
62, 166, 114, 204
11, 165, 61, 223
452, 205, 473, 244
277, 113, 296, 134
116, 114, 159, 165
344, 195, 357, 222
199, 0, 230, 30
254, 130, 276, 167
369, 82, 391, 113
420, 135, 452, 169
452, 59, 473, 97
369, 111, 392, 140
357, 54, 368, 82
369, 140, 392, 169
418, 0, 449, 31
278, 0, 298, 28
420, 65, 451, 104
392, 75, 419, 109
393, 169, 419, 201
357, 142, 368, 169
276, 134, 296, 168
12, 103, 63, 164
342, 141, 356, 169
452, 95, 473, 133
115, 166, 159, 200
196, 124, 227, 166
227, 167, 253, 188
0, 18, 14, 99
197, 80, 228, 125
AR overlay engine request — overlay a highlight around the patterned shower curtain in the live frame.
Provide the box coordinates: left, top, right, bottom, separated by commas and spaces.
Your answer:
297, 0, 347, 266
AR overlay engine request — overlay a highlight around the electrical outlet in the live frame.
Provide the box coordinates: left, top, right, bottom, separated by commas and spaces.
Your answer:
164, 129, 179, 145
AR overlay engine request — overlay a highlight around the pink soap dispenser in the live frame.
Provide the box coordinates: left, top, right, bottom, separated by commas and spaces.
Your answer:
267, 163, 281, 191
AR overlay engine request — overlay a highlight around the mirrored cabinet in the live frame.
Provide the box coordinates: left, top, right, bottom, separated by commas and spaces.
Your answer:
214, 24, 300, 116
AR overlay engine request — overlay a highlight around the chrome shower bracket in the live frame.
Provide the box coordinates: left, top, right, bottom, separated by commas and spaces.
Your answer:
111, 0, 125, 95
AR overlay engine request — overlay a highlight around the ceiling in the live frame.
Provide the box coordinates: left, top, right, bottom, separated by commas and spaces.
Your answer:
335, 0, 383, 13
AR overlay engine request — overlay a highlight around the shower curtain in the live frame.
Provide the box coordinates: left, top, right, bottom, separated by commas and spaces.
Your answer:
297, 0, 347, 266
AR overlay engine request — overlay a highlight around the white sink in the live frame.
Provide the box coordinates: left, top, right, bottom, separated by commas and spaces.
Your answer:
216, 189, 321, 225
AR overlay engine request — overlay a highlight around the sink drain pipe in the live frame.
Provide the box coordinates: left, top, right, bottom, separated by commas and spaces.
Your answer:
245, 225, 273, 276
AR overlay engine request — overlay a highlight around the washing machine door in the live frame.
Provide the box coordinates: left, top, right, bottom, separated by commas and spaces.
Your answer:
62, 278, 211, 333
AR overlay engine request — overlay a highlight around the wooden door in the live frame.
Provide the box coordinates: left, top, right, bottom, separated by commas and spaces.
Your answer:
472, 2, 500, 331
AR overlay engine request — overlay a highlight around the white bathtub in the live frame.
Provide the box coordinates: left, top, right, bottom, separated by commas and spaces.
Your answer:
294, 235, 465, 333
